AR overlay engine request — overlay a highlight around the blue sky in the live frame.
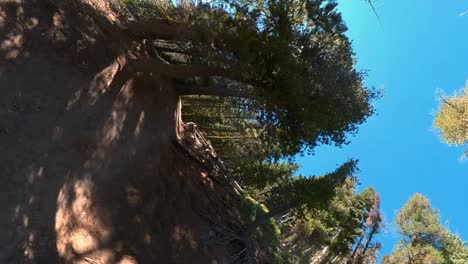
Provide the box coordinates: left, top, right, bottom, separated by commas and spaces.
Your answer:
296, 0, 468, 259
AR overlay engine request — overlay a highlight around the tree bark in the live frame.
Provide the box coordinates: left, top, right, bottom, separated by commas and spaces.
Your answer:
128, 59, 231, 79
124, 21, 234, 48
175, 83, 255, 99
349, 225, 365, 263
143, 39, 169, 64
361, 227, 377, 255
124, 20, 192, 41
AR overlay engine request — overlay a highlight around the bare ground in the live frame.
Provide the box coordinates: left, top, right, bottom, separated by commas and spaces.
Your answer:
0, 1, 245, 263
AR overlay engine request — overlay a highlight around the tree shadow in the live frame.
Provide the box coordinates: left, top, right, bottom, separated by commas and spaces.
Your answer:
0, 1, 246, 263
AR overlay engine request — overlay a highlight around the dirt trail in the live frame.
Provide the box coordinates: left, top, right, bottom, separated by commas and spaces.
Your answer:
0, 1, 243, 263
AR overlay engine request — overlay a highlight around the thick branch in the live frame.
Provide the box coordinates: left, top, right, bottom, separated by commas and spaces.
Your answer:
144, 39, 169, 64
153, 40, 211, 58
154, 45, 194, 55
124, 20, 234, 44
124, 20, 192, 41
175, 82, 254, 99
128, 59, 238, 79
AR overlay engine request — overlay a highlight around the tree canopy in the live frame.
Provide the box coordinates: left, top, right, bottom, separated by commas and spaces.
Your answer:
382, 193, 468, 264
119, 1, 468, 263
434, 83, 468, 147
279, 178, 382, 264
125, 0, 378, 156
242, 159, 358, 238
123, 1, 382, 261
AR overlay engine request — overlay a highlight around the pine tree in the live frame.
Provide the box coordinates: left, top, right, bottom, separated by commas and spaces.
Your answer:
280, 178, 382, 264
125, 0, 378, 157
382, 193, 468, 264
434, 83, 468, 157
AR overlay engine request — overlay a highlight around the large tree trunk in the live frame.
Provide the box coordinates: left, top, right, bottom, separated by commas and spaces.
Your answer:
175, 83, 254, 99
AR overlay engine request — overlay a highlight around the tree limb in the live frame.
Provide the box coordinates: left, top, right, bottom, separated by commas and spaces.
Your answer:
128, 59, 236, 79
124, 21, 235, 53
174, 81, 255, 98
143, 39, 169, 64
124, 20, 192, 41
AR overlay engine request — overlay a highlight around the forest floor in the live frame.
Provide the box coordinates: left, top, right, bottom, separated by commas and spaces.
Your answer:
0, 1, 252, 263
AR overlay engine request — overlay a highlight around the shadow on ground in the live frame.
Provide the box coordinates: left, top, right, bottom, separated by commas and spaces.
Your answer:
0, 1, 244, 263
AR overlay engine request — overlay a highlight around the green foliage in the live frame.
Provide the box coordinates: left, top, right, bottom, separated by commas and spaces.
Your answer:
123, 2, 382, 262
216, 0, 378, 155
182, 95, 303, 195
434, 83, 468, 157
266, 160, 358, 215
279, 178, 382, 264
123, 0, 176, 21
233, 161, 299, 191
243, 196, 281, 264
381, 244, 445, 264
128, 0, 378, 157
394, 193, 442, 246
182, 95, 284, 161
382, 193, 468, 264
443, 230, 468, 264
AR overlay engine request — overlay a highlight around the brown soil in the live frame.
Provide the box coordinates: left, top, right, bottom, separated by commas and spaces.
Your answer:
0, 1, 245, 263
